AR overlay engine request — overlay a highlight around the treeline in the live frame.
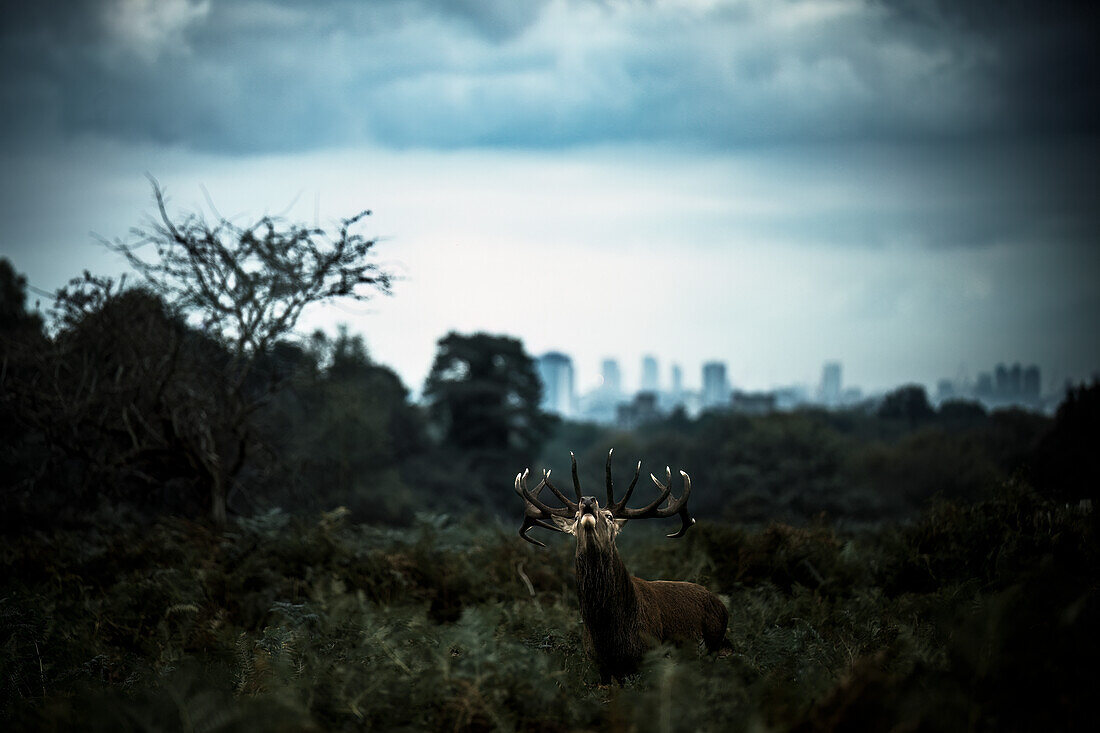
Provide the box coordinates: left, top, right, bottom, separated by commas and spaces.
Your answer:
545, 387, 1095, 526
3, 241, 1097, 532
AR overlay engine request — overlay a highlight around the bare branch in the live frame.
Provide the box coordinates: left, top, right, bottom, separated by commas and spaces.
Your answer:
103, 178, 392, 359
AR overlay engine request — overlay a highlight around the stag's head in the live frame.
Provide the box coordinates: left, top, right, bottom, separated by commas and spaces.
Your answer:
514, 450, 695, 551
558, 495, 625, 553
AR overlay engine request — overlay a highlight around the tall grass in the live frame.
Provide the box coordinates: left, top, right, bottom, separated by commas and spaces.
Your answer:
2, 485, 1094, 731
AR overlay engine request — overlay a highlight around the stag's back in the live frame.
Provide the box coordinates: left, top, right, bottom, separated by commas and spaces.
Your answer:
632, 578, 728, 651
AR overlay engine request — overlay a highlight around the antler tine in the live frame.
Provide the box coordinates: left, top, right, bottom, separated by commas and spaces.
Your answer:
653, 466, 673, 506
519, 514, 559, 547
615, 466, 696, 538
570, 451, 582, 501
618, 469, 672, 518
542, 469, 579, 511
512, 470, 533, 507
521, 468, 543, 498
605, 449, 615, 508
664, 470, 696, 538
512, 470, 531, 500
515, 470, 572, 518
611, 460, 642, 515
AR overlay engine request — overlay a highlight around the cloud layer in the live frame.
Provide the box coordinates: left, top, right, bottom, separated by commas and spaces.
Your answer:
1, 1, 1097, 392
2, 0, 1096, 153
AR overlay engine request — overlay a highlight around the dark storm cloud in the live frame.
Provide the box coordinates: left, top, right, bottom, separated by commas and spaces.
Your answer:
874, 0, 1100, 136
0, 0, 550, 151
1, 0, 1097, 155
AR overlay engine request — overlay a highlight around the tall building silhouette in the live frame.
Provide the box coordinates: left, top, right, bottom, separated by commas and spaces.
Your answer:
976, 362, 1041, 406
995, 363, 1010, 396
975, 372, 994, 399
641, 355, 659, 393
536, 352, 574, 417
820, 362, 842, 406
1008, 363, 1022, 397
670, 363, 683, 396
1023, 365, 1041, 400
601, 358, 622, 396
701, 361, 729, 409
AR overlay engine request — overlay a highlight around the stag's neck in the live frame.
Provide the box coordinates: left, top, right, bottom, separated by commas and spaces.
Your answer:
575, 541, 638, 625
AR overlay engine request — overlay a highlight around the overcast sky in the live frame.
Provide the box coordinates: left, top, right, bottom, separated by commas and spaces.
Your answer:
1, 0, 1098, 395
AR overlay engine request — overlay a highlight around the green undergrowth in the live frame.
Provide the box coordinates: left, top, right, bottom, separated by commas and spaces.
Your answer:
2, 486, 1095, 731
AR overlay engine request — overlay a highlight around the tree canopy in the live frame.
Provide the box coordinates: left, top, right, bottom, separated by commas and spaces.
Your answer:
424, 331, 552, 461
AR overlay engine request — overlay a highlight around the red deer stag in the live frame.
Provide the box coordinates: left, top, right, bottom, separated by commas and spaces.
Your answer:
515, 450, 728, 681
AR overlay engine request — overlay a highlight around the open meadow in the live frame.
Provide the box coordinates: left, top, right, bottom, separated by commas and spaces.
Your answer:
3, 481, 1095, 731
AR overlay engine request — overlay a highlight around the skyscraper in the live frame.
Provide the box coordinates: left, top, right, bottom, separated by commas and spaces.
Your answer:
1023, 365, 1041, 400
670, 363, 683, 396
995, 363, 1009, 397
820, 362, 842, 406
536, 352, 575, 417
601, 358, 622, 396
975, 373, 994, 399
701, 361, 729, 409
1008, 363, 1022, 397
641, 355, 659, 393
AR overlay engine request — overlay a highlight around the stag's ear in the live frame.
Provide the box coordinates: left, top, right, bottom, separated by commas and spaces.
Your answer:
612, 518, 628, 535
552, 515, 576, 535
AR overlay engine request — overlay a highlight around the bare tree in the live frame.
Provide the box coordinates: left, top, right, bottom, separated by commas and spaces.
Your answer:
102, 178, 393, 526
109, 178, 391, 355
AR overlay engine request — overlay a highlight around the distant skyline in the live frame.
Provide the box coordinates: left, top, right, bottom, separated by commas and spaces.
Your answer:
536, 351, 1064, 400
537, 350, 1054, 426
2, 1, 1098, 396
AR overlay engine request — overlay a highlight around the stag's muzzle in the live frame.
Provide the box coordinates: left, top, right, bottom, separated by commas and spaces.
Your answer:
579, 496, 598, 526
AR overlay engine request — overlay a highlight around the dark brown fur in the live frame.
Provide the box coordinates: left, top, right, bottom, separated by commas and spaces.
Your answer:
572, 510, 728, 681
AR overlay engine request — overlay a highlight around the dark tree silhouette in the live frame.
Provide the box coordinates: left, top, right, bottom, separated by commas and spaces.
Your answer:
1033, 381, 1100, 503
2, 271, 202, 520
0, 257, 44, 335
423, 332, 551, 467
99, 179, 392, 526
937, 399, 987, 425
0, 259, 47, 515
264, 326, 426, 522
878, 384, 935, 424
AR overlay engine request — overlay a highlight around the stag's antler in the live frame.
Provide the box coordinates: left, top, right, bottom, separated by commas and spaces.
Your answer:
517, 451, 697, 545
608, 452, 696, 538
514, 469, 572, 547
604, 448, 642, 514
542, 453, 582, 512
